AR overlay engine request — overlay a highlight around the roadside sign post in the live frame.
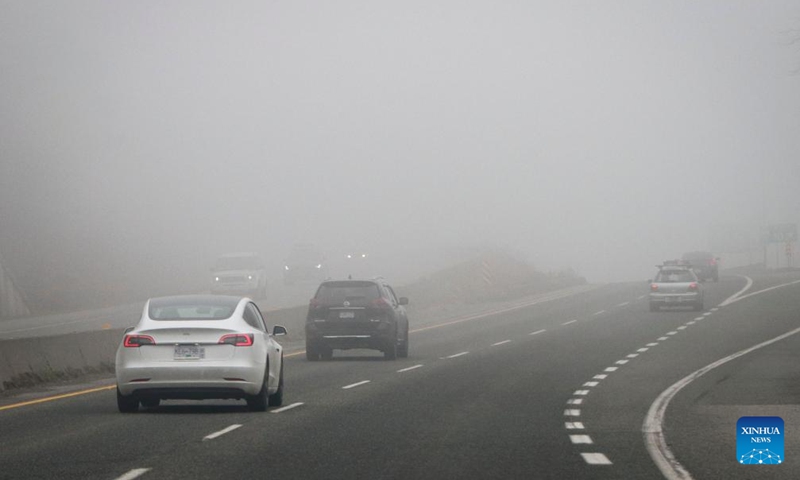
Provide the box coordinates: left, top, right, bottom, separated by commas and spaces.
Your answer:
764, 224, 797, 269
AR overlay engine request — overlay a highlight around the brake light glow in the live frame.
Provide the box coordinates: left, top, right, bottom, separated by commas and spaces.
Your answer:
688, 282, 698, 290
218, 333, 254, 346
123, 335, 156, 347
650, 284, 658, 292
372, 298, 390, 308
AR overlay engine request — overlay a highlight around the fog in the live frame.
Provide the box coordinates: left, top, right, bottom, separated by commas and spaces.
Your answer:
1, 1, 799, 312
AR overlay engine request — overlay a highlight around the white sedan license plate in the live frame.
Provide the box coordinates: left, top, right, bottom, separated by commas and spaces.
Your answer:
174, 345, 205, 360
339, 311, 355, 319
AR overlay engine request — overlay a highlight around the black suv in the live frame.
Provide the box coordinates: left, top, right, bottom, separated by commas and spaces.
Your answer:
305, 279, 409, 360
681, 251, 719, 282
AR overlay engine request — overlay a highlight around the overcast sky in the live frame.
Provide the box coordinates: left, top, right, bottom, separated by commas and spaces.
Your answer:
1, 1, 799, 308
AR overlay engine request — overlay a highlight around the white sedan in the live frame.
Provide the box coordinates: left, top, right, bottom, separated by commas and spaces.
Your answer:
116, 295, 286, 412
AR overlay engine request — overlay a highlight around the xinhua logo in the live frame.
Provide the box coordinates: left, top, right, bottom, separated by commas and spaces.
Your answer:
737, 416, 784, 465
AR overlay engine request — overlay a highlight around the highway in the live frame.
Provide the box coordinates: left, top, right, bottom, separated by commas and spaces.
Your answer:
1, 270, 799, 479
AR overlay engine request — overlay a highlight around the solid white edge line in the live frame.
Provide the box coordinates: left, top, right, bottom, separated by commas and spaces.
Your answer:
491, 340, 512, 346
271, 402, 304, 413
725, 278, 800, 306
719, 274, 754, 306
643, 324, 800, 480
203, 424, 242, 441
342, 380, 371, 389
114, 469, 151, 480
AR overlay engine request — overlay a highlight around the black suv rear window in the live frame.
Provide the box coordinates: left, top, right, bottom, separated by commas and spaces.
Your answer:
315, 282, 381, 304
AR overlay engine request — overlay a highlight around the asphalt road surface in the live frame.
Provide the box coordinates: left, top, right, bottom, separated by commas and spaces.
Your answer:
2, 270, 799, 479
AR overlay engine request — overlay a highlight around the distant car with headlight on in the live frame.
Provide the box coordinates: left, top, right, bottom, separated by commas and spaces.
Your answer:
211, 252, 268, 298
115, 295, 286, 412
649, 263, 704, 312
283, 243, 328, 285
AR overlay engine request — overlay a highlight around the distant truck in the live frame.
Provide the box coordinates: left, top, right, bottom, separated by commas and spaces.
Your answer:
211, 252, 268, 298
283, 244, 328, 285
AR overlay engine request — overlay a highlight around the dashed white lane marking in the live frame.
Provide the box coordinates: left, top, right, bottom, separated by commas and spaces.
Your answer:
702, 312, 713, 317
570, 435, 594, 444
568, 398, 583, 405
529, 329, 547, 336
583, 381, 599, 387
581, 453, 613, 465
615, 359, 629, 365
564, 409, 581, 416
593, 374, 607, 380
646, 342, 659, 347
114, 469, 151, 480
666, 331, 678, 336
203, 424, 242, 441
565, 422, 585, 429
693, 317, 704, 321
686, 321, 696, 325
604, 367, 618, 372
626, 353, 639, 358
638, 295, 647, 300
711, 307, 719, 311
342, 380, 371, 389
677, 326, 687, 330
592, 310, 606, 316
562, 320, 578, 326
657, 337, 669, 341
617, 301, 630, 307
574, 390, 590, 396
271, 402, 304, 413
446, 351, 470, 359
397, 364, 424, 373
491, 340, 512, 346
637, 348, 649, 353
